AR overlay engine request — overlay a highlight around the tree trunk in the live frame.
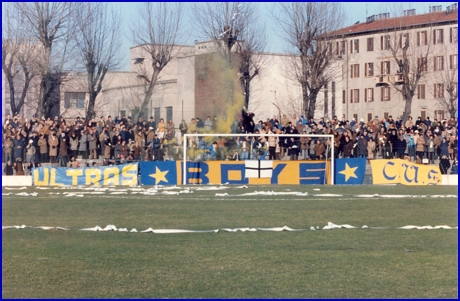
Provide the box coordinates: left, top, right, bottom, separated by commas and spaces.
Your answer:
401, 96, 413, 124
37, 74, 60, 119
136, 67, 161, 122
302, 82, 309, 119
86, 92, 97, 121
85, 64, 108, 121
307, 91, 320, 121
6, 77, 17, 115
449, 98, 456, 118
240, 78, 250, 108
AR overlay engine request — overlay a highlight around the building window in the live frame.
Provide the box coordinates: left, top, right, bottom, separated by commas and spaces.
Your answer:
433, 29, 444, 44
417, 84, 425, 99
417, 31, 428, 46
450, 27, 458, 43
64, 92, 85, 109
336, 41, 346, 55
353, 114, 358, 122
434, 56, 444, 71
350, 39, 359, 53
450, 54, 458, 70
166, 106, 173, 123
154, 107, 160, 124
384, 112, 389, 120
342, 90, 346, 104
417, 57, 428, 72
365, 62, 374, 76
340, 40, 346, 55
350, 89, 359, 103
367, 37, 374, 51
350, 64, 360, 78
381, 35, 391, 50
367, 113, 373, 121
435, 110, 445, 120
434, 83, 445, 98
400, 33, 409, 48
450, 82, 458, 98
364, 88, 374, 102
381, 87, 390, 101
381, 61, 390, 75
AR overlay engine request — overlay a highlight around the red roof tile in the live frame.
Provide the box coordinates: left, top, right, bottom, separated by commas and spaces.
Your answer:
331, 10, 458, 37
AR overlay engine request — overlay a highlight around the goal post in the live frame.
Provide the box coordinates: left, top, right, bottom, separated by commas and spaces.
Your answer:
182, 133, 335, 185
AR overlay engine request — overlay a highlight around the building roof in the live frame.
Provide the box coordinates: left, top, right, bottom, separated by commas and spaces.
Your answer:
331, 10, 458, 37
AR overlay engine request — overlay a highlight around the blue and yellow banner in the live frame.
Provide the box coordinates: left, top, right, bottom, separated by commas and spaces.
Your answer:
334, 158, 367, 185
140, 161, 180, 185
370, 159, 442, 185
32, 163, 138, 186
139, 161, 331, 185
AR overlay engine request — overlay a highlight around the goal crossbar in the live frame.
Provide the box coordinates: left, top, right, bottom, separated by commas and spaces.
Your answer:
182, 133, 335, 185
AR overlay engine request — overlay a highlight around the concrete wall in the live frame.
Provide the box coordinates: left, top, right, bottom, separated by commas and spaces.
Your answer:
2, 176, 32, 186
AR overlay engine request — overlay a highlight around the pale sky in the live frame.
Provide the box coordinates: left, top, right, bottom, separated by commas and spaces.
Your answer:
113, 2, 454, 71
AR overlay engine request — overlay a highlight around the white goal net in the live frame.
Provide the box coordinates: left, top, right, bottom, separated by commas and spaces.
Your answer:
182, 133, 335, 185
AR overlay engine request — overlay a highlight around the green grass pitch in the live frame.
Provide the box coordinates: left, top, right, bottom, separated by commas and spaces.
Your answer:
2, 185, 458, 298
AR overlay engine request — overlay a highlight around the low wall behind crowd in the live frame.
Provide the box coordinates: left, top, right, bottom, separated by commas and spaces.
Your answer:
1, 159, 457, 186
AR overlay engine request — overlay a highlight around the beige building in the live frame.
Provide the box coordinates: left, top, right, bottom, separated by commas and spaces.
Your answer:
327, 5, 458, 122
7, 6, 455, 127
56, 40, 306, 128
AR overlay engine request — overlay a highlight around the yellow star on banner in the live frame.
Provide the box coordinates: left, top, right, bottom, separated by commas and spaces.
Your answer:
339, 163, 358, 182
149, 167, 169, 184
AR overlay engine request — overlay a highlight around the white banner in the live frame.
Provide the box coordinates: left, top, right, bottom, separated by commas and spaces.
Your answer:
244, 160, 273, 178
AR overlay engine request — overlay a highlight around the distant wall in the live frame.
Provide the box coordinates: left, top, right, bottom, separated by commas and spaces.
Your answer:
441, 174, 458, 186
2, 176, 32, 186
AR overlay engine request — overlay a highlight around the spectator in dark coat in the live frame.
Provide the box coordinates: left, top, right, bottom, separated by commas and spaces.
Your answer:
287, 137, 300, 160
4, 161, 14, 175
13, 134, 25, 161
439, 155, 451, 174
388, 129, 399, 157
59, 133, 69, 167
395, 135, 407, 159
342, 136, 354, 158
439, 137, 449, 158
356, 135, 368, 158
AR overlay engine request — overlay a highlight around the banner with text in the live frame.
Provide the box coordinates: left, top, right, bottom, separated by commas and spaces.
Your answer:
32, 163, 138, 186
370, 159, 442, 185
140, 161, 331, 185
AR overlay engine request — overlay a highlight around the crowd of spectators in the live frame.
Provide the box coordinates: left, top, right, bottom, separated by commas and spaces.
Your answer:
2, 109, 458, 175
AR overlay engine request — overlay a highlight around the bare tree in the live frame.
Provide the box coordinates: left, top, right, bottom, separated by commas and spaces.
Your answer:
274, 2, 344, 120
439, 71, 458, 119
131, 2, 183, 122
74, 3, 123, 121
15, 2, 78, 119
2, 3, 37, 117
192, 2, 267, 108
431, 41, 458, 118
380, 12, 436, 123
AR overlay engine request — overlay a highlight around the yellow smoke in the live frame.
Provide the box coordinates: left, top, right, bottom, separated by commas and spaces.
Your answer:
186, 51, 244, 160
